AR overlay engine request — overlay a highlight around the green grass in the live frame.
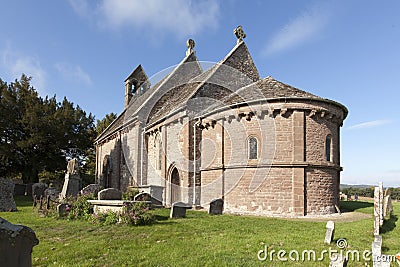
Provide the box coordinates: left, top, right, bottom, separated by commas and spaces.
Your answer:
1, 197, 399, 266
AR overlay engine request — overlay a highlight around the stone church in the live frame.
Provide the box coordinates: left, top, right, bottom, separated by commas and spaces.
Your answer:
95, 26, 348, 216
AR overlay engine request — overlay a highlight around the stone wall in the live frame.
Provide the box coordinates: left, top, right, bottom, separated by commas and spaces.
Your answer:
199, 99, 344, 216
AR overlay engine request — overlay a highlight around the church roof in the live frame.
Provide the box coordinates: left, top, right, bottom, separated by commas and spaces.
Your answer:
96, 28, 347, 141
147, 40, 260, 124
96, 51, 202, 142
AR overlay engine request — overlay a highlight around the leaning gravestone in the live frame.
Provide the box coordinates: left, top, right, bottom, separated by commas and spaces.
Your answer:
0, 217, 39, 267
170, 202, 191, 218
32, 182, 48, 200
209, 198, 224, 215
324, 221, 335, 244
60, 158, 81, 199
98, 188, 122, 200
0, 178, 17, 212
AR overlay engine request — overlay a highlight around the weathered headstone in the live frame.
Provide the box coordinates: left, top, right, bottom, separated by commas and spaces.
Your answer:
44, 187, 60, 201
324, 220, 335, 244
0, 217, 39, 267
371, 235, 391, 267
98, 188, 122, 200
329, 253, 347, 267
170, 202, 191, 218
80, 184, 103, 196
0, 178, 17, 212
374, 186, 380, 236
60, 158, 81, 199
134, 192, 151, 202
209, 198, 224, 215
378, 182, 384, 226
32, 182, 48, 200
57, 203, 69, 217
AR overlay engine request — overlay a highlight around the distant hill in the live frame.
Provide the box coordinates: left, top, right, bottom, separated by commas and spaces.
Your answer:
340, 184, 374, 190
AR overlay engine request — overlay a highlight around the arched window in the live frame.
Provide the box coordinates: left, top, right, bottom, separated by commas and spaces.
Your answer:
248, 137, 258, 160
326, 135, 332, 162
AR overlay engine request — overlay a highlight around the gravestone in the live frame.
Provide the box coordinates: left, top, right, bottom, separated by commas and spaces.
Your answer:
98, 188, 122, 200
371, 235, 391, 267
60, 158, 81, 199
0, 217, 39, 267
134, 192, 151, 201
329, 253, 347, 267
378, 182, 384, 226
209, 198, 224, 215
324, 221, 335, 244
32, 182, 48, 200
57, 203, 69, 217
80, 184, 103, 196
373, 186, 380, 236
0, 178, 17, 212
170, 202, 191, 218
44, 187, 60, 201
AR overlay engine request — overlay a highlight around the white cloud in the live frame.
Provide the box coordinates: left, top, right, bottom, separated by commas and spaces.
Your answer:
1, 44, 46, 94
55, 62, 93, 86
263, 3, 331, 56
347, 120, 392, 130
68, 0, 91, 18
68, 0, 220, 38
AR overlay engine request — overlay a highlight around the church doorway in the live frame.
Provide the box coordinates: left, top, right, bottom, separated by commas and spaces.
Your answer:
170, 167, 180, 203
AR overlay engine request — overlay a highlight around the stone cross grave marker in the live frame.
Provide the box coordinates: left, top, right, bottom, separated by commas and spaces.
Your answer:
324, 220, 335, 244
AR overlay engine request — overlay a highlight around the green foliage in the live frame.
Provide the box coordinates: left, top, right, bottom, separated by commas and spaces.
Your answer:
122, 187, 140, 200
67, 194, 96, 220
92, 210, 120, 225
4, 196, 400, 266
121, 202, 155, 226
96, 112, 117, 136
0, 75, 96, 183
342, 186, 400, 200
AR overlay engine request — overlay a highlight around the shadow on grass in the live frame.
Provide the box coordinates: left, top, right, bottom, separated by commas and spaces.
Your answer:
339, 201, 373, 212
381, 214, 398, 234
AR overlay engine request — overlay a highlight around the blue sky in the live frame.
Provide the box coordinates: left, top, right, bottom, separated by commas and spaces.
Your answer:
1, 0, 399, 187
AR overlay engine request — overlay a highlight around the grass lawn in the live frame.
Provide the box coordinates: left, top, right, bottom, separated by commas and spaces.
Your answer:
1, 196, 399, 266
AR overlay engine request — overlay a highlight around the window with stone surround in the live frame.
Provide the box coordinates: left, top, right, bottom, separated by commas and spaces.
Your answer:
248, 137, 258, 160
326, 135, 332, 162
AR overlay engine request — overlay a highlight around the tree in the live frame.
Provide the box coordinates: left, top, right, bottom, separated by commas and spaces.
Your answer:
0, 75, 95, 183
95, 112, 117, 136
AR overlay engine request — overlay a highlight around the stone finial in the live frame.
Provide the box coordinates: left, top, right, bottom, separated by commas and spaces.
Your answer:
234, 25, 246, 43
186, 38, 195, 56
